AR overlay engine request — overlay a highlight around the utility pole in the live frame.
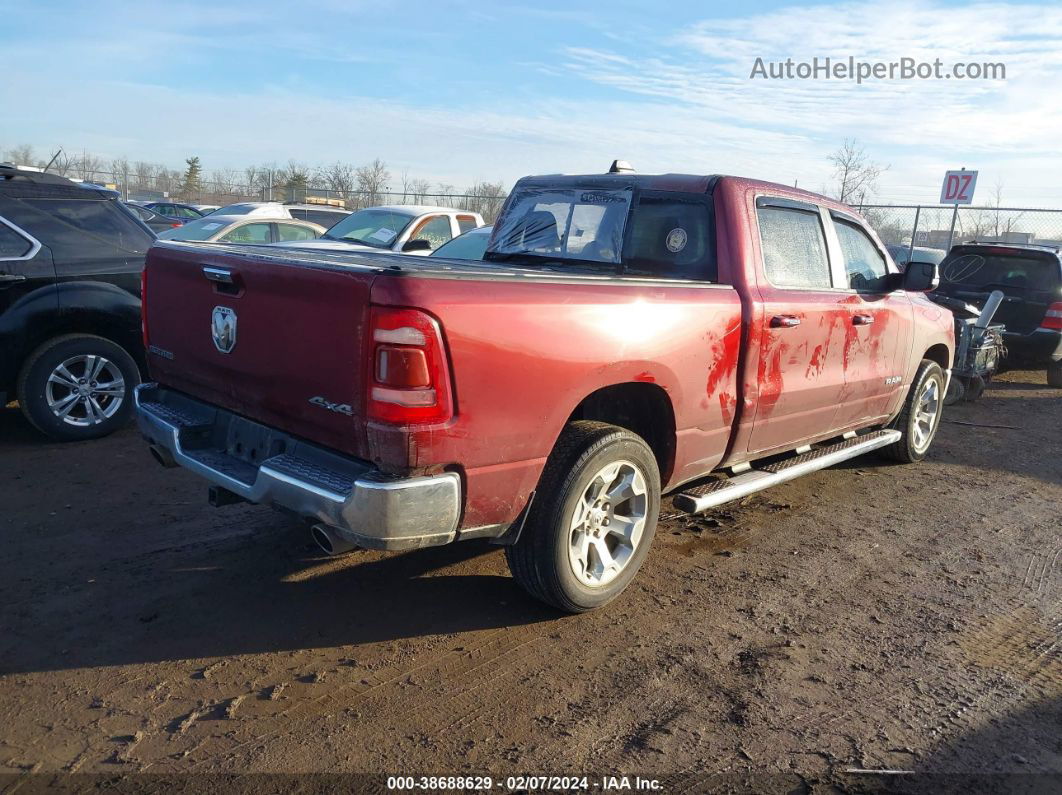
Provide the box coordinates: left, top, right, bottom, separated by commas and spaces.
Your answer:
945, 167, 965, 252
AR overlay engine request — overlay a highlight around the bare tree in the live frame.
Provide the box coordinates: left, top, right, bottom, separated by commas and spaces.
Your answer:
132, 161, 155, 192
109, 157, 131, 196
355, 158, 391, 206
210, 168, 239, 197
49, 150, 78, 177
321, 161, 357, 202
75, 150, 103, 182
464, 180, 508, 222
5, 144, 36, 167
436, 182, 455, 198
827, 139, 887, 205
243, 165, 261, 195
989, 178, 1023, 240
410, 178, 432, 204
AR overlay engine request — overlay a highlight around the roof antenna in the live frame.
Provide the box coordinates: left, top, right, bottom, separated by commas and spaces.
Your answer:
43, 147, 64, 173
608, 159, 635, 174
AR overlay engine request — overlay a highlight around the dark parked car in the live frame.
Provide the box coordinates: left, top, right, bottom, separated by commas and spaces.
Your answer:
144, 202, 205, 224
122, 202, 180, 234
430, 225, 492, 260
936, 242, 1062, 386
0, 165, 150, 440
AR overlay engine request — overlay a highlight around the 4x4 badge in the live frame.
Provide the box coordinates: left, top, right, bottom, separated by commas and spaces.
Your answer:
211, 306, 237, 354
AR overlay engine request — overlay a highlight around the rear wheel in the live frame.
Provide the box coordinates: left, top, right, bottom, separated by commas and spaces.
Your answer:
17, 334, 140, 442
883, 359, 945, 463
1048, 361, 1062, 389
505, 421, 660, 613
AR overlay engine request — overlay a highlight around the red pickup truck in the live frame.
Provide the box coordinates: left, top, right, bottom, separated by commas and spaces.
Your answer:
136, 170, 954, 612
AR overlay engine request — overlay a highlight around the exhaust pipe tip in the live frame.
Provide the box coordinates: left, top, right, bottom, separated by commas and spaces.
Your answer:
148, 443, 177, 469
311, 523, 358, 556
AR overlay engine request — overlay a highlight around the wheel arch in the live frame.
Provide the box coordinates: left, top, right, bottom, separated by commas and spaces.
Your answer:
564, 381, 677, 485
924, 343, 951, 371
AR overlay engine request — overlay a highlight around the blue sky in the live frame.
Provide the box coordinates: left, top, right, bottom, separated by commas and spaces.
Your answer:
2, 0, 1061, 204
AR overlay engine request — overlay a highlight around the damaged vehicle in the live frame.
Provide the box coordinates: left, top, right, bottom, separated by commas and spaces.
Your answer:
935, 242, 1062, 388
134, 166, 953, 612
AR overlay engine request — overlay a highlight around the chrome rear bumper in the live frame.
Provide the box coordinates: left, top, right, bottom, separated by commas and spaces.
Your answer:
134, 383, 461, 551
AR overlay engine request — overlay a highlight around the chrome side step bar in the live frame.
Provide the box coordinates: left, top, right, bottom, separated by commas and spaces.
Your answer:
672, 430, 901, 515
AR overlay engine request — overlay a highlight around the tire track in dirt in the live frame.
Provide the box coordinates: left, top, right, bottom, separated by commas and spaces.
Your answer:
177, 624, 548, 769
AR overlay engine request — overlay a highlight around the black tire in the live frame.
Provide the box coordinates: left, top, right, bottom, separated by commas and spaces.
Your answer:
17, 334, 140, 442
1048, 361, 1062, 389
943, 376, 964, 406
964, 374, 986, 401
883, 359, 946, 463
505, 421, 660, 613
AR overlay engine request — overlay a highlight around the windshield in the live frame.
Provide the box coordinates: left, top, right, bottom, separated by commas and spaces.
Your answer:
322, 208, 414, 248
486, 186, 715, 280
940, 250, 1060, 292
488, 188, 630, 264
158, 217, 230, 241
432, 227, 491, 260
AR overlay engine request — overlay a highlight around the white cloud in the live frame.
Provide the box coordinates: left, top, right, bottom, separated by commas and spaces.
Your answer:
557, 1, 1062, 203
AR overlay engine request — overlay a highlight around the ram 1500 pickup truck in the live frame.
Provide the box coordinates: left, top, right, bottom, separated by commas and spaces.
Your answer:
136, 170, 954, 612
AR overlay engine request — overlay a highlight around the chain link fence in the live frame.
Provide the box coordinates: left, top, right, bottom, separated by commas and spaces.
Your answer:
69, 170, 509, 223
16, 160, 1062, 242
857, 204, 1062, 253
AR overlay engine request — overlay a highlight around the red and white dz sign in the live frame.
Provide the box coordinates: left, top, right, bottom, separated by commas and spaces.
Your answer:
940, 170, 978, 204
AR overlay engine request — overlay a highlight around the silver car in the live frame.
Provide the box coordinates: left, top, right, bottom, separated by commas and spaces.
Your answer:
157, 215, 324, 244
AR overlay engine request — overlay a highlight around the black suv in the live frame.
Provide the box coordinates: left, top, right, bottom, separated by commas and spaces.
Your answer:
936, 242, 1062, 387
0, 165, 152, 440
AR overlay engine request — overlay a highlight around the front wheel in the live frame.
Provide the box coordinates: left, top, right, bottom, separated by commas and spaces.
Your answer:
505, 421, 660, 613
883, 359, 946, 463
17, 334, 140, 442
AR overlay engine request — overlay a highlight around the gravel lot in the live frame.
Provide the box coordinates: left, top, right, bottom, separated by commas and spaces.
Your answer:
1, 370, 1059, 793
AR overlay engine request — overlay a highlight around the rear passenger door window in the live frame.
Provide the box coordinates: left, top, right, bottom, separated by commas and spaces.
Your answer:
219, 223, 271, 244
275, 223, 317, 242
756, 201, 832, 289
834, 218, 890, 292
457, 215, 479, 234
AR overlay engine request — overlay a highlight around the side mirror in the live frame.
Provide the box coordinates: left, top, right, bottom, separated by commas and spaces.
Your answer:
902, 260, 939, 292
402, 239, 432, 253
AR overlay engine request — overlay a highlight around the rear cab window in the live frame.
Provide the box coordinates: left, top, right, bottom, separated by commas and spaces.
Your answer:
486, 186, 716, 281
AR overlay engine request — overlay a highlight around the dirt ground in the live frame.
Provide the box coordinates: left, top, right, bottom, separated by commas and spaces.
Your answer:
0, 370, 1059, 793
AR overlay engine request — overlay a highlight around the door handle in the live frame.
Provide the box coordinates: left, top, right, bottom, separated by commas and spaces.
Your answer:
0, 273, 27, 283
853, 314, 875, 325
770, 315, 801, 328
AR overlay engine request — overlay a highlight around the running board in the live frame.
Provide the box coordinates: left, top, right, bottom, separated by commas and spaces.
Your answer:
672, 430, 901, 515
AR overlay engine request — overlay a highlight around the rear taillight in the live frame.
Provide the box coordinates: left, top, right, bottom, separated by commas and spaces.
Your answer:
368, 307, 454, 425
140, 266, 149, 348
1042, 302, 1062, 331
170, 223, 181, 228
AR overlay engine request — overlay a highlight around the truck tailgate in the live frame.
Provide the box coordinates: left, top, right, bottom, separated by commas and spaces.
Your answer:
144, 243, 376, 457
